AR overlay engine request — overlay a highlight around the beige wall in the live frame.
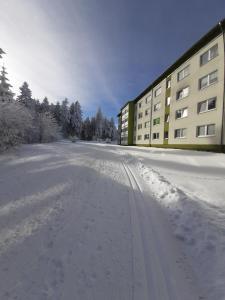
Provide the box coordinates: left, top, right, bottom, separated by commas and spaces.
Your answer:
151, 80, 166, 144
121, 104, 129, 145
169, 34, 224, 145
134, 91, 152, 145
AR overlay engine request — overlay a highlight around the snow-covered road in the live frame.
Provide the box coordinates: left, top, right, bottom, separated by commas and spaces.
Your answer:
0, 141, 223, 299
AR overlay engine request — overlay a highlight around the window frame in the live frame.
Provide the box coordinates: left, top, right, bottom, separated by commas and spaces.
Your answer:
154, 87, 162, 97
152, 132, 160, 140
144, 121, 150, 128
197, 97, 216, 114
199, 70, 218, 90
177, 65, 190, 82
153, 102, 161, 112
196, 124, 216, 137
145, 94, 152, 104
175, 107, 188, 119
176, 86, 190, 101
174, 128, 187, 139
144, 134, 150, 140
153, 117, 160, 125
200, 44, 218, 66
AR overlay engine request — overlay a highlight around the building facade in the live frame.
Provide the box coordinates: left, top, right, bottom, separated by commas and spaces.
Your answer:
118, 19, 225, 151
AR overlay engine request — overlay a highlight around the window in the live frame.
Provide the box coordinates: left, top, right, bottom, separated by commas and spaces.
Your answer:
177, 65, 190, 81
153, 102, 161, 111
153, 132, 159, 140
200, 44, 218, 66
199, 70, 218, 90
138, 124, 142, 130
145, 95, 152, 103
198, 97, 216, 113
144, 121, 150, 128
165, 96, 171, 106
138, 102, 142, 108
174, 128, 187, 138
155, 87, 161, 97
138, 112, 143, 119
153, 117, 160, 125
166, 79, 171, 89
144, 134, 150, 140
175, 107, 188, 119
145, 108, 150, 116
176, 86, 189, 100
197, 124, 215, 137
137, 135, 142, 140
134, 125, 136, 131
165, 114, 169, 123
164, 131, 169, 139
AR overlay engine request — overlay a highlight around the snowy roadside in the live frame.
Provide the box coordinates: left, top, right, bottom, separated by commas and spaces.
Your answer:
121, 151, 225, 300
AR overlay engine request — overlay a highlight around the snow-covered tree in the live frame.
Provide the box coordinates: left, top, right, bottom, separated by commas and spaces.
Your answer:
95, 108, 103, 139
74, 101, 82, 137
90, 117, 96, 139
0, 48, 5, 59
53, 102, 61, 125
0, 102, 33, 151
81, 117, 92, 140
38, 112, 60, 143
109, 117, 117, 140
17, 82, 34, 110
41, 97, 50, 113
60, 98, 70, 136
0, 66, 14, 102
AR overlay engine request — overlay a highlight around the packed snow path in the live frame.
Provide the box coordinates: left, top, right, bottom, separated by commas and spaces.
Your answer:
0, 141, 204, 299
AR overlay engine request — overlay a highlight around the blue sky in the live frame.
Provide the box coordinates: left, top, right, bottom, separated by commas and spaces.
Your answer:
0, 0, 225, 119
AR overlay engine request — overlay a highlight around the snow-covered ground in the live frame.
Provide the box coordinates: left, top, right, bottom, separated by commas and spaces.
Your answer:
0, 141, 224, 299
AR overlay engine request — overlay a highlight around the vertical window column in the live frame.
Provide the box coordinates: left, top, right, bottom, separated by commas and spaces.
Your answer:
164, 76, 171, 144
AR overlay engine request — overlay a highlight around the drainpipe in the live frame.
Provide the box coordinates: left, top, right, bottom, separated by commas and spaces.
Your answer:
219, 21, 225, 150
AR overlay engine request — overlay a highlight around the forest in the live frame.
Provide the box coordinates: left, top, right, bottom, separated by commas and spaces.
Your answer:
0, 48, 117, 152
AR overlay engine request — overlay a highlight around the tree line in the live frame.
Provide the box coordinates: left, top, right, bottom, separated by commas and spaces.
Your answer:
0, 48, 117, 151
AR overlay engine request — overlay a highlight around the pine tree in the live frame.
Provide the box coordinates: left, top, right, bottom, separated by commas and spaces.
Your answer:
41, 97, 50, 113
74, 101, 82, 137
17, 82, 34, 109
81, 117, 92, 140
0, 48, 5, 59
95, 107, 103, 139
53, 102, 61, 125
0, 66, 14, 102
60, 98, 70, 136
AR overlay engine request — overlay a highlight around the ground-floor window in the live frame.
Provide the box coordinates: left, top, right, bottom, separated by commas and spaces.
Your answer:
196, 124, 215, 137
174, 128, 187, 138
152, 132, 159, 140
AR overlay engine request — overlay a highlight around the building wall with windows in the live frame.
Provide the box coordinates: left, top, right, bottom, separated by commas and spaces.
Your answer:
151, 80, 166, 145
169, 34, 224, 146
119, 101, 134, 145
118, 19, 225, 151
133, 91, 152, 145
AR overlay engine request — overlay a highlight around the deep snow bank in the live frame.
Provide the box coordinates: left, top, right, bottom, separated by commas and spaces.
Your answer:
135, 160, 225, 300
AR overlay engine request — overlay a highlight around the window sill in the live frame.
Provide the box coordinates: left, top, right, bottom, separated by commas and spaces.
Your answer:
199, 80, 218, 91
176, 95, 189, 101
175, 116, 188, 120
197, 134, 216, 138
198, 108, 216, 114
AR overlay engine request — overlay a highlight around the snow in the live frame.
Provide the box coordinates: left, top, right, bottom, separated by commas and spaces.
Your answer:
0, 141, 224, 299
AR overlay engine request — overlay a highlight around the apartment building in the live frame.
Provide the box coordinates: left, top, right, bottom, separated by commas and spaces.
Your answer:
117, 19, 225, 151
